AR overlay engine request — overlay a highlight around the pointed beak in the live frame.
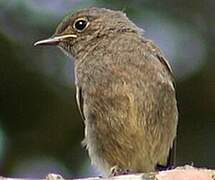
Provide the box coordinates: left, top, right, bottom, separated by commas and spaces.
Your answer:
34, 34, 77, 46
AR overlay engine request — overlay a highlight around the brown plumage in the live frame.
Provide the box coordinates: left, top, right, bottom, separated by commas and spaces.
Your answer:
34, 7, 178, 175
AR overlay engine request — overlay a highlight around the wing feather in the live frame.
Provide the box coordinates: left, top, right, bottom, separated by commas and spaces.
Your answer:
76, 86, 85, 120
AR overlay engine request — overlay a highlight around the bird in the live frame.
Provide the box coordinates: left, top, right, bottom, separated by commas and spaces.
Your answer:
34, 7, 178, 175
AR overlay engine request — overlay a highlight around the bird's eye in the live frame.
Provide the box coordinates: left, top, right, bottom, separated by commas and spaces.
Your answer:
73, 18, 89, 32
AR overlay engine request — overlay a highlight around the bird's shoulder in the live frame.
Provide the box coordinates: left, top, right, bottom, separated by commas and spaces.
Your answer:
107, 33, 174, 81
142, 38, 173, 76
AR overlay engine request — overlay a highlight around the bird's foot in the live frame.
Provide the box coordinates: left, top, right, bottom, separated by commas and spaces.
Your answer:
110, 165, 132, 176
45, 173, 64, 180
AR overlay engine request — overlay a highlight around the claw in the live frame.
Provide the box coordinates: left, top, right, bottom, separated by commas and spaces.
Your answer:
110, 165, 132, 176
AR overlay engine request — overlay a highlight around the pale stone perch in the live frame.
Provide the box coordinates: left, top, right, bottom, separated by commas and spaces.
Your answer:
0, 166, 215, 180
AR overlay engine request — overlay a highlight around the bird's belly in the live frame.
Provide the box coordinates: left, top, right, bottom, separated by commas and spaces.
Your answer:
83, 115, 156, 174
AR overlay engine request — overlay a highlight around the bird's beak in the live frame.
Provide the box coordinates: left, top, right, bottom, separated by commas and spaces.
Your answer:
34, 34, 77, 46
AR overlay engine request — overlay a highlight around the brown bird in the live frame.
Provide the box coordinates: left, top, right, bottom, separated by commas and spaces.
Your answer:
34, 7, 178, 175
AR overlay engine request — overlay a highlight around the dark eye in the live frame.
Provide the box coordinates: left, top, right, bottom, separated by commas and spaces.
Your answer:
74, 18, 89, 32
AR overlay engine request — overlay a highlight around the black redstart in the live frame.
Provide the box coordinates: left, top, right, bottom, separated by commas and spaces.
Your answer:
34, 7, 178, 175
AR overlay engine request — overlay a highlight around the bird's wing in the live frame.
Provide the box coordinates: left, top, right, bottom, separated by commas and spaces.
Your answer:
168, 138, 177, 167
142, 40, 177, 169
156, 54, 173, 76
76, 86, 85, 121
156, 138, 177, 170
145, 40, 175, 82
150, 41, 177, 167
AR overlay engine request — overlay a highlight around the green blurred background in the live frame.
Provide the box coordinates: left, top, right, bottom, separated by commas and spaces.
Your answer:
0, 0, 214, 178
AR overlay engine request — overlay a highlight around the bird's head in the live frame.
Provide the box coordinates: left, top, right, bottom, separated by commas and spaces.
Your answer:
34, 7, 141, 58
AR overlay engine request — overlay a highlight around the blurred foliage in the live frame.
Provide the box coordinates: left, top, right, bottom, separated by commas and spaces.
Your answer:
0, 0, 214, 177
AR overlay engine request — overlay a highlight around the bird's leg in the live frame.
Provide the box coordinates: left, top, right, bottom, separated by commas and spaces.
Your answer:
109, 165, 132, 176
